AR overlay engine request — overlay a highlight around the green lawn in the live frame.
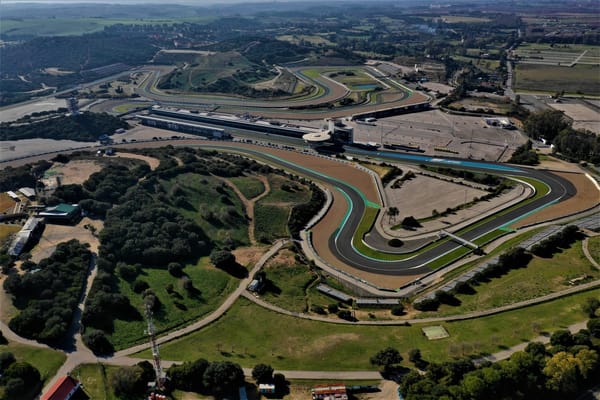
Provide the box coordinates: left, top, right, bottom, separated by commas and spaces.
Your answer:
0, 342, 66, 384
588, 236, 600, 262
136, 290, 597, 370
109, 257, 239, 350
261, 249, 317, 312
229, 176, 265, 199
71, 364, 120, 400
254, 204, 290, 242
253, 174, 312, 242
430, 239, 600, 316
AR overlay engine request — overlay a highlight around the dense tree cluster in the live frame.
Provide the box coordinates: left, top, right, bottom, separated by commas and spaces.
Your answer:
0, 355, 42, 400
52, 163, 146, 218
167, 358, 244, 396
399, 321, 600, 400
0, 160, 51, 192
111, 361, 155, 398
3, 240, 90, 344
508, 140, 539, 165
100, 194, 210, 265
523, 110, 600, 164
0, 112, 128, 142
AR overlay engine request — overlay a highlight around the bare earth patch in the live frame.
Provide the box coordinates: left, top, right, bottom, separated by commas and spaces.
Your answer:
48, 160, 102, 185
30, 217, 103, 263
232, 246, 268, 268
385, 174, 488, 220
114, 152, 160, 170
513, 171, 600, 228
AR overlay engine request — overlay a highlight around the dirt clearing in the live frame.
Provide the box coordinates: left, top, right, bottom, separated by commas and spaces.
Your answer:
31, 217, 103, 263
47, 160, 102, 185
114, 152, 160, 170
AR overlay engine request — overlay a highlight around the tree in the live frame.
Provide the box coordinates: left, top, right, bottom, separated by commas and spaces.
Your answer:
587, 318, 600, 338
111, 366, 146, 397
168, 358, 209, 392
203, 361, 244, 395
387, 207, 399, 223
391, 304, 405, 316
543, 351, 582, 394
252, 363, 274, 383
401, 216, 421, 228
370, 347, 403, 371
0, 352, 16, 370
210, 250, 236, 268
408, 349, 422, 363
168, 262, 183, 277
550, 330, 574, 349
83, 329, 114, 355
582, 297, 600, 318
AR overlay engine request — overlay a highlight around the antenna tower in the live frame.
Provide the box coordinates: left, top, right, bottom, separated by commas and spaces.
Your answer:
145, 303, 166, 390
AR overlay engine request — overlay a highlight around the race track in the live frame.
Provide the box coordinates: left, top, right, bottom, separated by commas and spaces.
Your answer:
0, 140, 576, 277
194, 144, 575, 276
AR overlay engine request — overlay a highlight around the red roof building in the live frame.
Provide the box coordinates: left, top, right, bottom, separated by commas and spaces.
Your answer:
42, 376, 81, 400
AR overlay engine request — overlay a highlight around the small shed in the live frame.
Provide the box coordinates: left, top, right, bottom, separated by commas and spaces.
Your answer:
18, 187, 36, 199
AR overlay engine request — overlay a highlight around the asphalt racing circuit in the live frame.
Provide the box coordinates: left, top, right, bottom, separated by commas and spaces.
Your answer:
186, 143, 576, 277
131, 65, 430, 119
0, 138, 578, 280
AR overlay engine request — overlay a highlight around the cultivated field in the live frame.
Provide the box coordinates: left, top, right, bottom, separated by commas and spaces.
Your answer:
549, 102, 600, 134
514, 64, 600, 95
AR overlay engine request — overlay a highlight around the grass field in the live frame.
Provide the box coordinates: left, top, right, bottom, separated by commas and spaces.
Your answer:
589, 236, 600, 262
0, 193, 16, 213
514, 64, 600, 95
327, 69, 382, 91
163, 172, 249, 247
137, 289, 597, 369
253, 174, 311, 242
0, 224, 19, 241
254, 204, 290, 242
71, 363, 119, 400
109, 257, 239, 350
261, 248, 317, 312
229, 176, 265, 199
449, 96, 511, 114
0, 342, 66, 384
429, 239, 599, 316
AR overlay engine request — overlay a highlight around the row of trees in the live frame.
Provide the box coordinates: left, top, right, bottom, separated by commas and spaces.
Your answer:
398, 315, 600, 399
414, 247, 532, 311
3, 240, 91, 344
530, 225, 580, 258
